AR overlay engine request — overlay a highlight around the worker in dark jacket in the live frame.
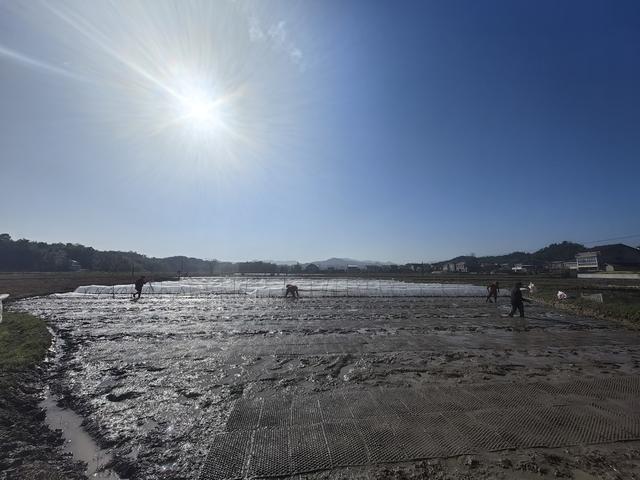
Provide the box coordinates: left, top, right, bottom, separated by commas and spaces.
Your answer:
285, 284, 299, 298
133, 276, 146, 300
508, 281, 530, 317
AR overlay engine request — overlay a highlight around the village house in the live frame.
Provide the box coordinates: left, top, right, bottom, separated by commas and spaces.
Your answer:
551, 244, 640, 273
455, 261, 468, 273
575, 251, 600, 272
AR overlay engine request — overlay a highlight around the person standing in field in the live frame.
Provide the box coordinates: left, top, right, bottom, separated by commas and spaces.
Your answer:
133, 275, 147, 300
486, 281, 500, 303
508, 281, 530, 317
285, 284, 299, 298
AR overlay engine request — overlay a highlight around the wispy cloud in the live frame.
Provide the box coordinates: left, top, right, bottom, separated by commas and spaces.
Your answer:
249, 15, 265, 42
267, 21, 287, 46
248, 16, 304, 69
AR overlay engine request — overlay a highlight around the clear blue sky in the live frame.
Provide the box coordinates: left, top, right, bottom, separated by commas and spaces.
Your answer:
1, 0, 639, 263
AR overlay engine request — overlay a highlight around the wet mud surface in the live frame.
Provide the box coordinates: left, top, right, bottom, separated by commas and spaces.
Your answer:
40, 383, 120, 479
0, 366, 86, 480
15, 294, 640, 479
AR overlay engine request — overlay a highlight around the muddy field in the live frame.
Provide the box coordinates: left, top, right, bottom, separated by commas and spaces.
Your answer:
14, 283, 640, 480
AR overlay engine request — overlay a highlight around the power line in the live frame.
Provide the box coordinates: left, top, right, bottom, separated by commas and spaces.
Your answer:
580, 233, 640, 245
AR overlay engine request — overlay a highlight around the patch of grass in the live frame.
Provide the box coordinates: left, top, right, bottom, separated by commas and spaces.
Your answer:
574, 296, 640, 325
533, 286, 640, 328
0, 311, 51, 371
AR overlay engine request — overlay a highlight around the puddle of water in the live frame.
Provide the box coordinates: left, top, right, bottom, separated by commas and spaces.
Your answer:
41, 388, 121, 479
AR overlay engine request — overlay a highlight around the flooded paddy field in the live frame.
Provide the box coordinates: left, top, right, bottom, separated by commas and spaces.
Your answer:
15, 278, 640, 479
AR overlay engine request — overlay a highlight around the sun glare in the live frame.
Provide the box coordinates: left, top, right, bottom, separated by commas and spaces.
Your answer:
15, 0, 304, 164
185, 98, 212, 120
176, 87, 224, 131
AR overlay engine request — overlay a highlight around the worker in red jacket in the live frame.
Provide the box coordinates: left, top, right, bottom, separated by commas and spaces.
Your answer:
486, 282, 500, 303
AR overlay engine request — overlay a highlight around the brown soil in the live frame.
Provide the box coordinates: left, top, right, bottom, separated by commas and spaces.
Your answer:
0, 272, 176, 301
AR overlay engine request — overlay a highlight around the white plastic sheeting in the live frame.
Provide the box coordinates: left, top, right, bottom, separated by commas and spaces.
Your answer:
64, 277, 508, 298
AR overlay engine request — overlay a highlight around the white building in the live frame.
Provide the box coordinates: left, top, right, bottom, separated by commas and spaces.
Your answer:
575, 251, 599, 272
455, 261, 468, 273
550, 260, 578, 271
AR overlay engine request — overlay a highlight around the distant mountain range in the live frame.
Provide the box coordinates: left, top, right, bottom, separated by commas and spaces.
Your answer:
433, 241, 640, 268
268, 258, 396, 268
432, 241, 587, 267
305, 243, 597, 269
2, 233, 638, 273
304, 242, 639, 270
309, 257, 395, 270
266, 260, 299, 266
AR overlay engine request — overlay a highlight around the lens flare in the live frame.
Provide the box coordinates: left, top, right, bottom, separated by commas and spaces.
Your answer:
182, 94, 215, 122
3, 0, 310, 179
175, 86, 225, 131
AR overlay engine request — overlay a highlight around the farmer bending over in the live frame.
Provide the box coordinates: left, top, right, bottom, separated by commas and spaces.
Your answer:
486, 282, 500, 303
285, 284, 299, 298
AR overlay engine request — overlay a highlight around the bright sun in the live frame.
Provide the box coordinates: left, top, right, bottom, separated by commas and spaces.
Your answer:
161, 71, 238, 144
177, 88, 222, 129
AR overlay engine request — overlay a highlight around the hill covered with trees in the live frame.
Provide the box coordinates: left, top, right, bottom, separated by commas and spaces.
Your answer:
0, 234, 218, 273
0, 234, 305, 274
428, 241, 588, 269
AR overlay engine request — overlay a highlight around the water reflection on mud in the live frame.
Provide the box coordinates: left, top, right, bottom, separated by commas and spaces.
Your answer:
17, 288, 640, 479
41, 386, 120, 479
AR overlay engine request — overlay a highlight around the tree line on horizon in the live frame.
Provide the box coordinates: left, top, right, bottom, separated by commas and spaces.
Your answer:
0, 234, 299, 274
0, 233, 595, 274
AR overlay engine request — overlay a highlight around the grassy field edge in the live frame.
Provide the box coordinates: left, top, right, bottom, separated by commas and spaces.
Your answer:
0, 311, 52, 370
0, 311, 86, 479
